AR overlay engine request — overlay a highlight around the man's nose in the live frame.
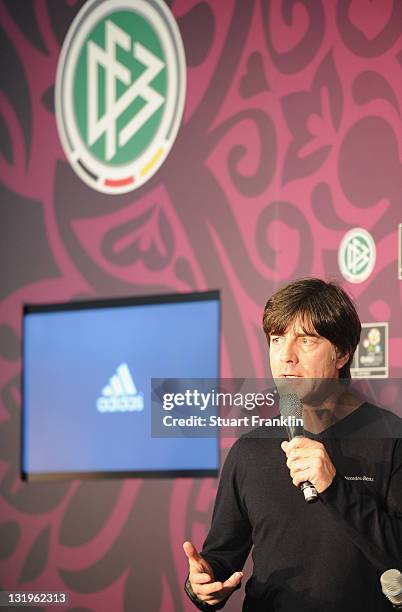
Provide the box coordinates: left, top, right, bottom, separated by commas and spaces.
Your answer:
279, 340, 298, 363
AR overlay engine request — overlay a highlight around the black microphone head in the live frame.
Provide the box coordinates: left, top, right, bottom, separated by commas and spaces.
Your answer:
279, 392, 318, 503
279, 393, 303, 440
380, 569, 402, 607
279, 393, 303, 419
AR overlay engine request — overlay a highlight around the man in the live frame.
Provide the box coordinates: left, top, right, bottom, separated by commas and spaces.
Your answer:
183, 278, 402, 611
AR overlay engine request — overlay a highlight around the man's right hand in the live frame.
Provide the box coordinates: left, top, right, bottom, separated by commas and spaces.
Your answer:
183, 541, 243, 606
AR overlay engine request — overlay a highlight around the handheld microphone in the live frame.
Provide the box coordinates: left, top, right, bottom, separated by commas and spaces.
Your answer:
279, 394, 318, 504
380, 569, 402, 608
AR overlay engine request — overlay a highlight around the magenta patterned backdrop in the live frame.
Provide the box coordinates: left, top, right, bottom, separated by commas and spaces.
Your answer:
1, 1, 402, 610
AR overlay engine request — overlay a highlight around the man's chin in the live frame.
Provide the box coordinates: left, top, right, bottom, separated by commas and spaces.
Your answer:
274, 376, 307, 398
273, 377, 342, 404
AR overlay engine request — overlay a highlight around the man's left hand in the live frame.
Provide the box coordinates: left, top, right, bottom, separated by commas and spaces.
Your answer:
281, 437, 336, 494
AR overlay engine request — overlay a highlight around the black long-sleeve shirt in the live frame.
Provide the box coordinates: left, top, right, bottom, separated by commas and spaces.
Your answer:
186, 403, 402, 611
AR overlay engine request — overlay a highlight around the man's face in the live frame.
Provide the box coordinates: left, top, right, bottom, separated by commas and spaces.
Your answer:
269, 316, 348, 381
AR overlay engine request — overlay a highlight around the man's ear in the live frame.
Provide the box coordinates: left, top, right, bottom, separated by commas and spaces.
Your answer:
335, 351, 349, 370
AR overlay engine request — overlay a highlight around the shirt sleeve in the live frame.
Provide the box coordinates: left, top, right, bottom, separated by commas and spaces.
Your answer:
319, 439, 402, 571
184, 438, 253, 610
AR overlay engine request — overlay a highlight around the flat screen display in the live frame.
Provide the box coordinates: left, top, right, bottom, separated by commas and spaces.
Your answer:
22, 291, 220, 480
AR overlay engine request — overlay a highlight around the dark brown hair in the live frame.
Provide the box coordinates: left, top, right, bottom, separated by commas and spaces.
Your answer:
262, 278, 361, 379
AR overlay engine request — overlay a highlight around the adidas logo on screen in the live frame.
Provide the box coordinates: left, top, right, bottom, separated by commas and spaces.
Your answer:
97, 363, 144, 413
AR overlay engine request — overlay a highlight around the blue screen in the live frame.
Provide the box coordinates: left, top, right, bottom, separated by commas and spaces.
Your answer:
22, 295, 220, 477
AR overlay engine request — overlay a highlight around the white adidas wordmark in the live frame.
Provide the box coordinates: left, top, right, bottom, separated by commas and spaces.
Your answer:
97, 363, 144, 413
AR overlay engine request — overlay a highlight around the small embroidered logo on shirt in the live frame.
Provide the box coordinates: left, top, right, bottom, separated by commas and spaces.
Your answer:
344, 475, 375, 482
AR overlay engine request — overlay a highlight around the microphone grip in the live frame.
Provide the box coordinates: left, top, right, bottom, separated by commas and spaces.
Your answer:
286, 430, 319, 504
300, 480, 318, 503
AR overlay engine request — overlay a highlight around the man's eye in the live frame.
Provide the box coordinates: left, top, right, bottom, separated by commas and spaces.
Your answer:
271, 337, 282, 344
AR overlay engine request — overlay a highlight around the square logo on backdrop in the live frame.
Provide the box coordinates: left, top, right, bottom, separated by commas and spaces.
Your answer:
351, 323, 388, 378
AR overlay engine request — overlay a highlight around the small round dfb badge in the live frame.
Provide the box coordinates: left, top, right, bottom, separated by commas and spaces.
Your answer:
338, 228, 376, 284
